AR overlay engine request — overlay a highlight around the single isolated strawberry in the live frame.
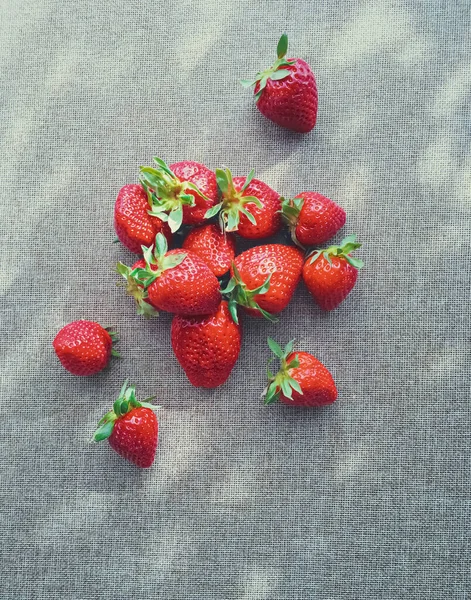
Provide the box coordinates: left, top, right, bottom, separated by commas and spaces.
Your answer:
302, 234, 364, 311
53, 320, 120, 376
206, 168, 282, 239
221, 244, 304, 322
182, 224, 236, 277
282, 192, 346, 247
139, 158, 218, 232
242, 34, 318, 133
114, 184, 172, 254
93, 380, 159, 468
263, 339, 337, 407
117, 233, 221, 317
171, 301, 242, 388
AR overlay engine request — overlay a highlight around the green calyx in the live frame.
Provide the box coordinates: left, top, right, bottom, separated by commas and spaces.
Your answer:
92, 380, 158, 443
204, 168, 262, 233
220, 262, 277, 324
241, 34, 296, 102
307, 234, 364, 269
104, 327, 121, 358
281, 197, 304, 248
263, 338, 303, 405
139, 157, 209, 232
116, 233, 187, 318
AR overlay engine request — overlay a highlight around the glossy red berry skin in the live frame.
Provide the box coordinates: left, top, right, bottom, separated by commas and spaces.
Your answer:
182, 224, 236, 277
255, 58, 318, 133
114, 184, 171, 254
109, 408, 158, 468
232, 176, 282, 239
293, 192, 346, 246
302, 254, 358, 311
171, 301, 241, 388
170, 161, 218, 226
280, 352, 337, 407
53, 321, 112, 376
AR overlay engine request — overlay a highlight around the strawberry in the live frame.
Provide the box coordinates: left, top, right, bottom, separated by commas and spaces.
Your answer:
263, 339, 337, 407
222, 244, 304, 322
182, 224, 236, 277
92, 380, 158, 468
242, 34, 318, 133
139, 158, 218, 232
171, 301, 241, 388
117, 232, 221, 317
114, 184, 172, 254
281, 192, 346, 247
205, 168, 282, 239
302, 234, 364, 311
53, 320, 119, 376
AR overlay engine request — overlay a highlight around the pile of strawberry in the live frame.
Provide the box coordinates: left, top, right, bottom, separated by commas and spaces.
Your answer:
52, 36, 364, 469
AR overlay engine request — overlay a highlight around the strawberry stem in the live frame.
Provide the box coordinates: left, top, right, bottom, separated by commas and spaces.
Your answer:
263, 338, 303, 405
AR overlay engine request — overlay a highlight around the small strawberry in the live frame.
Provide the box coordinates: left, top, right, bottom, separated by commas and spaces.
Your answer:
263, 339, 337, 407
302, 234, 364, 311
117, 233, 221, 317
242, 34, 318, 133
171, 301, 241, 388
205, 168, 282, 239
53, 320, 120, 376
114, 184, 172, 254
139, 158, 218, 231
92, 380, 158, 468
182, 224, 236, 277
221, 244, 304, 322
281, 192, 346, 247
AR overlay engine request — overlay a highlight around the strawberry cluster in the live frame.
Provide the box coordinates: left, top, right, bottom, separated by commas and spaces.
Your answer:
52, 35, 364, 468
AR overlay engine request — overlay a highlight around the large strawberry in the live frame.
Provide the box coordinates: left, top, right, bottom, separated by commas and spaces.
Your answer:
117, 233, 221, 317
282, 192, 346, 247
139, 158, 218, 231
242, 34, 318, 133
114, 184, 171, 254
53, 320, 120, 376
221, 244, 304, 322
182, 224, 236, 277
205, 168, 282, 238
302, 234, 364, 311
171, 301, 241, 388
263, 339, 337, 407
92, 380, 158, 468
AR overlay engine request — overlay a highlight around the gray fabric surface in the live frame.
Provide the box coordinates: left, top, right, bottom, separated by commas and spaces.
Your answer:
1, 0, 470, 598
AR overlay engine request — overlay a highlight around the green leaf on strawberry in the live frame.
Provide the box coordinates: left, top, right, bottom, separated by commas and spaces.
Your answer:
263, 338, 304, 405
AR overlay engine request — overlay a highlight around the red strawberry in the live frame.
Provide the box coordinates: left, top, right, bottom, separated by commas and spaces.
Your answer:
93, 380, 158, 468
117, 233, 221, 317
222, 244, 304, 322
114, 184, 172, 254
206, 168, 282, 239
242, 34, 318, 133
182, 224, 236, 277
53, 320, 119, 376
171, 301, 241, 388
282, 192, 346, 247
263, 339, 337, 407
302, 234, 364, 310
139, 158, 218, 231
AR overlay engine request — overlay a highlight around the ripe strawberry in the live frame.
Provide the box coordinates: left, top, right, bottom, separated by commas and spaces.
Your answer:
263, 339, 337, 407
171, 301, 241, 388
53, 320, 119, 376
117, 232, 221, 317
302, 234, 364, 310
93, 380, 158, 468
242, 34, 318, 133
205, 168, 282, 239
222, 244, 304, 322
182, 224, 236, 277
139, 158, 218, 231
114, 184, 172, 254
281, 192, 346, 247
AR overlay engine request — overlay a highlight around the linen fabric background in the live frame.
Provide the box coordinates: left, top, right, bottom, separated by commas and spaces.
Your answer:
1, 0, 470, 598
